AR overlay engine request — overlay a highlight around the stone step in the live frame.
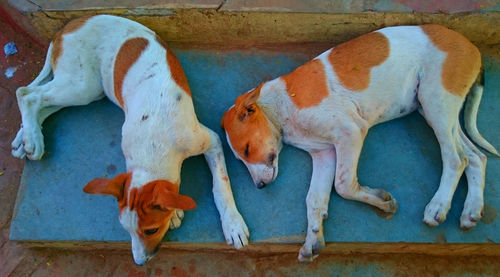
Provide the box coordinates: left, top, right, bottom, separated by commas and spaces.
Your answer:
9, 46, 500, 254
4, 0, 500, 48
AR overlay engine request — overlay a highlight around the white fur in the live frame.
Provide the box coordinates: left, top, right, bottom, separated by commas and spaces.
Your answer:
119, 209, 148, 265
225, 26, 496, 263
11, 15, 249, 265
226, 134, 278, 186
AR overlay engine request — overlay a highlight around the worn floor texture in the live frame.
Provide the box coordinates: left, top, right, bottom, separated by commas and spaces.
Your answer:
1, 16, 500, 276
9, 41, 500, 245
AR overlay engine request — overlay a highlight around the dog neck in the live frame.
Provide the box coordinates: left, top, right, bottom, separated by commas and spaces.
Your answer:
255, 82, 284, 139
128, 165, 181, 190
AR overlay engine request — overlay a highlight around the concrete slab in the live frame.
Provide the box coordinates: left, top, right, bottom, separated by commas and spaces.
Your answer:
12, 0, 500, 13
7, 8, 500, 52
10, 47, 500, 245
9, 0, 223, 12
221, 0, 365, 13
221, 0, 500, 13
391, 0, 500, 13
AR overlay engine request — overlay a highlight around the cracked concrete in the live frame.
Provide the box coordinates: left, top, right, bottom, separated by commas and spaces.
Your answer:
10, 0, 500, 13
3, 0, 500, 48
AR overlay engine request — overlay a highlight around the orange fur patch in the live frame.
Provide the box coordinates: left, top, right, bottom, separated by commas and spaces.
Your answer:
51, 15, 93, 69
84, 173, 194, 253
113, 38, 150, 108
83, 173, 131, 206
328, 32, 389, 91
222, 85, 274, 164
421, 25, 481, 97
155, 36, 192, 97
281, 59, 328, 109
130, 180, 195, 252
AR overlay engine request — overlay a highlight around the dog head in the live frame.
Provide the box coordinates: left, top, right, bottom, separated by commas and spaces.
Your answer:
221, 84, 282, 189
83, 173, 196, 265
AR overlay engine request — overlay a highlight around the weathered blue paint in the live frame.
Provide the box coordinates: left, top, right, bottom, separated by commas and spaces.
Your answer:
10, 48, 500, 245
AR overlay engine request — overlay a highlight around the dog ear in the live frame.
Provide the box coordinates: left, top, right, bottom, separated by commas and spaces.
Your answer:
83, 173, 130, 200
151, 190, 197, 211
242, 83, 262, 106
235, 83, 263, 121
220, 110, 227, 129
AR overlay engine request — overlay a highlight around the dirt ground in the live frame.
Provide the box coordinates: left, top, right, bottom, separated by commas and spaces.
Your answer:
1, 16, 500, 277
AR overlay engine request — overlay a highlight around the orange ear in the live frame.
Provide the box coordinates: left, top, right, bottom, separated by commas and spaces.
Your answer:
234, 83, 263, 121
220, 110, 227, 129
237, 84, 262, 107
152, 190, 197, 211
83, 173, 130, 200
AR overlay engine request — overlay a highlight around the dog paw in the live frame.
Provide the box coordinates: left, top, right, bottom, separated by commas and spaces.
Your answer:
298, 232, 325, 263
169, 209, 184, 230
423, 200, 449, 226
221, 211, 249, 250
375, 189, 398, 213
11, 127, 27, 159
22, 126, 44, 160
460, 201, 483, 230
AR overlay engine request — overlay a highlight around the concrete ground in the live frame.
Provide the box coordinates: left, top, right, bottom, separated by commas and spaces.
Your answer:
1, 11, 500, 277
9, 37, 500, 245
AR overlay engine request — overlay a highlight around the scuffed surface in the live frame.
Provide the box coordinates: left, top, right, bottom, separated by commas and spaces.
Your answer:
9, 46, 500, 244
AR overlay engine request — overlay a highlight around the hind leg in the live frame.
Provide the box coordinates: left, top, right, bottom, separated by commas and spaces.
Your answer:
333, 123, 398, 214
458, 127, 487, 229
419, 90, 469, 226
11, 44, 58, 158
12, 73, 103, 160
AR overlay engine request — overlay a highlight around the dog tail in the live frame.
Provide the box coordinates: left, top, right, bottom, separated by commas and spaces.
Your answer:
27, 42, 54, 88
464, 81, 500, 157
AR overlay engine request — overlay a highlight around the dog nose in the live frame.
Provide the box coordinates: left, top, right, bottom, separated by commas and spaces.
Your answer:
257, 182, 266, 189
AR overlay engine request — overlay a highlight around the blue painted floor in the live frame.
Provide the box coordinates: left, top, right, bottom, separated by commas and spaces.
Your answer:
10, 47, 500, 244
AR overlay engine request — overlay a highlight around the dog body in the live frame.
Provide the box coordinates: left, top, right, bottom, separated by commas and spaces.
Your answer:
222, 25, 498, 262
12, 15, 248, 265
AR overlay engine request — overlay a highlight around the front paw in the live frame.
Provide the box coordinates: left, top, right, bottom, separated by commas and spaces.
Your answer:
298, 231, 325, 263
423, 199, 450, 227
169, 209, 184, 230
221, 211, 249, 250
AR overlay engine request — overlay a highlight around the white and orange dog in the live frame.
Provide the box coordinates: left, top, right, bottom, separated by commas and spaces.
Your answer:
12, 15, 249, 265
221, 25, 498, 262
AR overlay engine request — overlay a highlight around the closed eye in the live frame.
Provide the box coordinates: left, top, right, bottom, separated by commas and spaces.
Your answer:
244, 143, 249, 157
144, 228, 159, 236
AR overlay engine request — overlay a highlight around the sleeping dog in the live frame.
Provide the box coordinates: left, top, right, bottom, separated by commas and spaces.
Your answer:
12, 15, 249, 265
221, 25, 498, 263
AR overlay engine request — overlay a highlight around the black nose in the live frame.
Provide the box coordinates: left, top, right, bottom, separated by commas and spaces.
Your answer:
257, 182, 266, 189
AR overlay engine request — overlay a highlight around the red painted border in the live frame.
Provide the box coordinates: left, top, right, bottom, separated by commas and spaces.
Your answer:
0, 6, 45, 46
